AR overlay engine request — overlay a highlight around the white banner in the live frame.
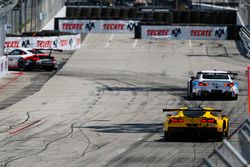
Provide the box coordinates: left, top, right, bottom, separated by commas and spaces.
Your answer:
5, 34, 81, 50
58, 19, 138, 33
141, 26, 228, 40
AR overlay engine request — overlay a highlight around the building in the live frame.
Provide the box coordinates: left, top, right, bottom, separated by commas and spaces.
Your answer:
239, 0, 250, 26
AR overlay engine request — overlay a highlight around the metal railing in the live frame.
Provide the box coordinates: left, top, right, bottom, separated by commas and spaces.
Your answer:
199, 118, 250, 167
238, 118, 250, 164
239, 26, 250, 57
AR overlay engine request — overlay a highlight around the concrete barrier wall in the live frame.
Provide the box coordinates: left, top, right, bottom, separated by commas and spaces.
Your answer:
0, 56, 8, 78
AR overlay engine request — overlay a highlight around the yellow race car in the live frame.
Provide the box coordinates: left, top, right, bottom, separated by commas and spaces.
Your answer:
163, 106, 229, 141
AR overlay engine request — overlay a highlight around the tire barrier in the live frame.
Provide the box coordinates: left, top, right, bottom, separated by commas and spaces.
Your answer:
65, 7, 237, 25
128, 8, 137, 19
81, 8, 91, 18
173, 10, 181, 23
209, 12, 218, 25
142, 12, 154, 22
190, 11, 200, 24
66, 7, 76, 18
90, 8, 102, 19
200, 12, 210, 24
179, 11, 191, 24
111, 8, 121, 19
120, 8, 129, 19
102, 8, 112, 19
153, 12, 164, 22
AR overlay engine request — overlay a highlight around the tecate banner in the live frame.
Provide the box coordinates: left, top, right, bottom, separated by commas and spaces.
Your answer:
5, 34, 81, 50
141, 26, 227, 40
58, 19, 138, 33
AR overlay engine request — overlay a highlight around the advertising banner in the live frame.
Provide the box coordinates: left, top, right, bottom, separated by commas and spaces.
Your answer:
58, 19, 138, 33
141, 26, 228, 40
5, 34, 81, 50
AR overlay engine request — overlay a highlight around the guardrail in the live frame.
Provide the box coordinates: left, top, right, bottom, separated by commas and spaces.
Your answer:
199, 118, 250, 167
238, 118, 250, 164
239, 26, 250, 57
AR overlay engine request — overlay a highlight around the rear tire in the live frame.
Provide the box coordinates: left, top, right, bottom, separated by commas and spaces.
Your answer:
164, 131, 171, 141
233, 94, 238, 100
216, 132, 225, 141
45, 67, 53, 71
225, 131, 228, 138
17, 58, 26, 71
191, 93, 197, 100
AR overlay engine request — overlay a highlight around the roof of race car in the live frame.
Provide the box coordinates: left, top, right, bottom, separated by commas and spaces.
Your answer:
199, 70, 228, 74
9, 48, 42, 52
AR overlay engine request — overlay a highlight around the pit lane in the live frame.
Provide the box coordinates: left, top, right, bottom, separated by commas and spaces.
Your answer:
0, 33, 248, 167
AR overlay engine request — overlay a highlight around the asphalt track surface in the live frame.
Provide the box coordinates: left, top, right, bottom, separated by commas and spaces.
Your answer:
0, 33, 249, 167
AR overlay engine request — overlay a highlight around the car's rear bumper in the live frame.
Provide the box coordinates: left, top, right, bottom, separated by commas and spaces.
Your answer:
193, 89, 238, 98
167, 127, 219, 138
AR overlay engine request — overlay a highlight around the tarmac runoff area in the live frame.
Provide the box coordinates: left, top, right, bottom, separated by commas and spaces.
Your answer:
0, 33, 249, 167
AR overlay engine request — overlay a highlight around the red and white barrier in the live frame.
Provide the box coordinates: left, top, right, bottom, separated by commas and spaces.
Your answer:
5, 34, 81, 50
58, 19, 138, 33
141, 25, 228, 40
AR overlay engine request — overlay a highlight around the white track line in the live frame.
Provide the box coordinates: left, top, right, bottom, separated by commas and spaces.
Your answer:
105, 34, 114, 48
132, 39, 138, 48
189, 39, 192, 49
81, 34, 90, 46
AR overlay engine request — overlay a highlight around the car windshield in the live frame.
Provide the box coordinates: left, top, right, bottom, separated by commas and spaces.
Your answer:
202, 74, 229, 79
8, 49, 26, 55
183, 110, 205, 117
28, 50, 45, 54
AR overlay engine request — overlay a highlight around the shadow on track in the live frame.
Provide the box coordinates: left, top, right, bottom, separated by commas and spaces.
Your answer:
156, 135, 219, 143
84, 123, 162, 133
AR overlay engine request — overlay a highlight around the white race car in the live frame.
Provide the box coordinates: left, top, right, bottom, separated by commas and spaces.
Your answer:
7, 48, 58, 71
187, 70, 239, 100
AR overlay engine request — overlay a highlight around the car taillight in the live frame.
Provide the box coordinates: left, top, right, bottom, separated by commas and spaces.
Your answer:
198, 82, 208, 86
224, 83, 234, 87
169, 118, 184, 123
201, 118, 215, 123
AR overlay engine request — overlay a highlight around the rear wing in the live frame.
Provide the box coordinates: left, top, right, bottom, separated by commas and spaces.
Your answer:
163, 108, 222, 112
31, 48, 63, 57
197, 71, 238, 76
